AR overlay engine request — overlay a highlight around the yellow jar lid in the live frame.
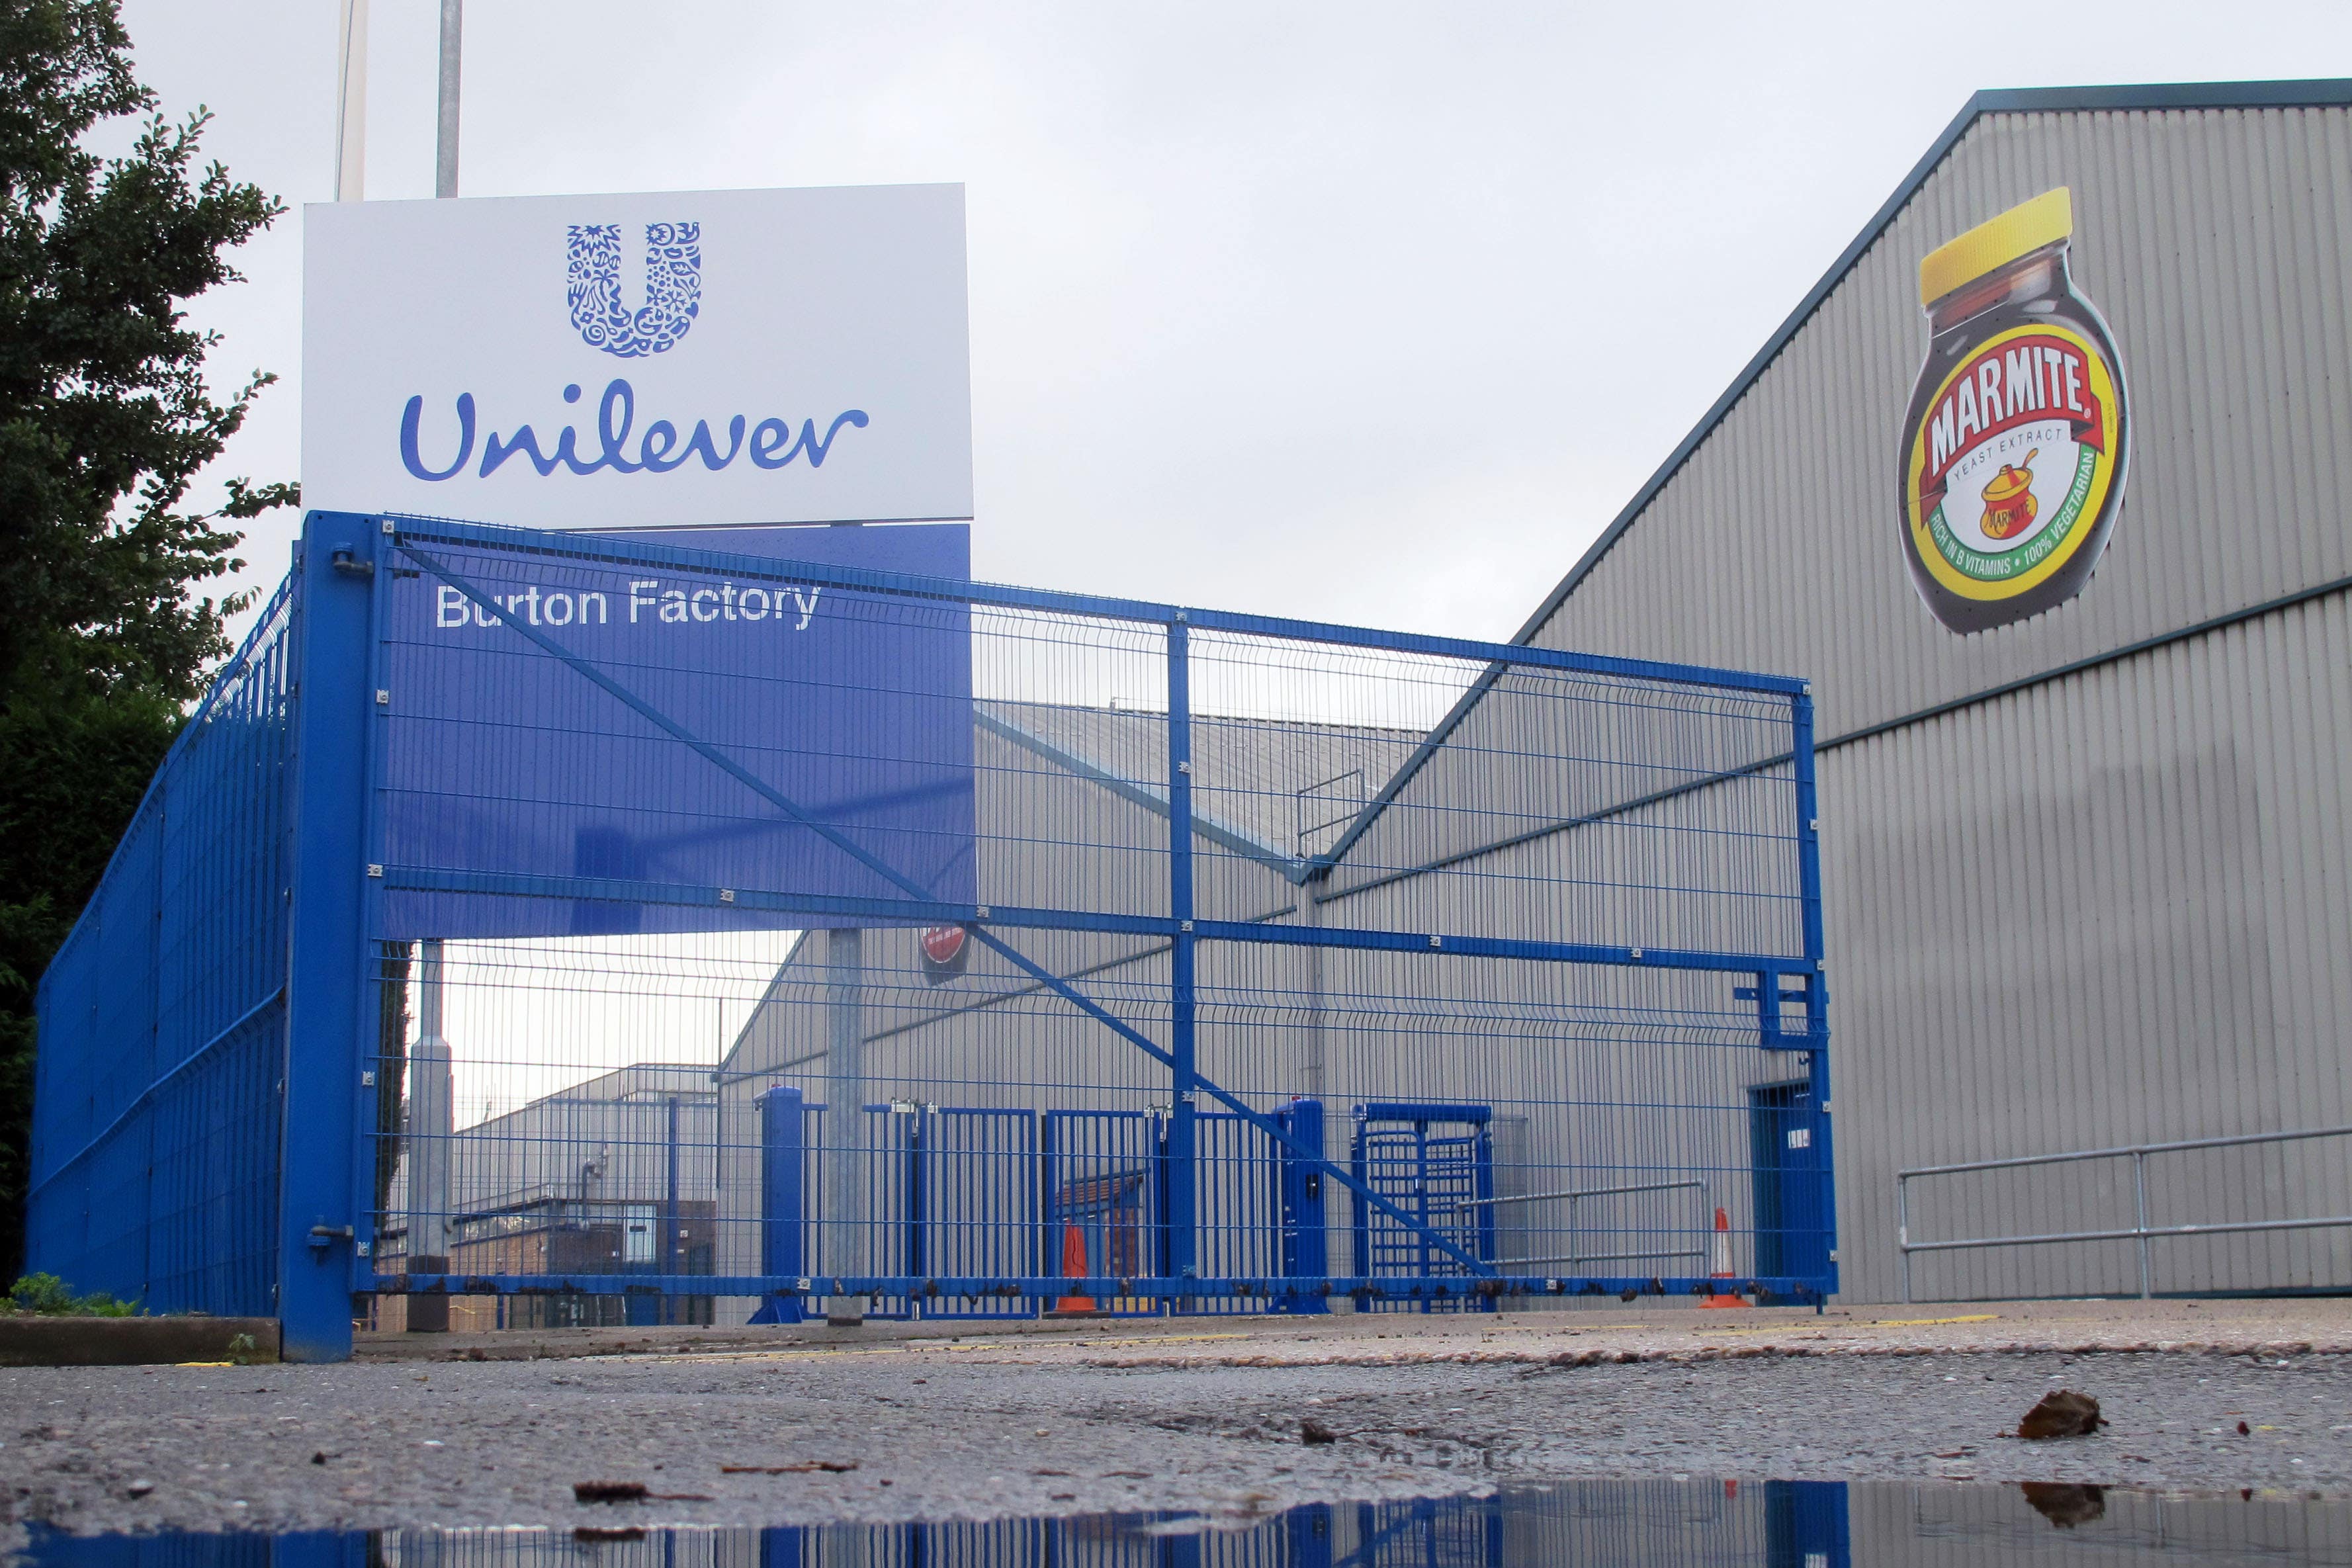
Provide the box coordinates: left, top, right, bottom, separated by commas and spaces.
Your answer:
1919, 187, 2073, 306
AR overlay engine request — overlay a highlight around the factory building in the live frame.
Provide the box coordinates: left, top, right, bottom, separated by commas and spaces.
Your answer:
1510, 79, 2352, 1299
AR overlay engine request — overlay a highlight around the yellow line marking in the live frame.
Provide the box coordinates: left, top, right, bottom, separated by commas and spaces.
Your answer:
1694, 1313, 1996, 1337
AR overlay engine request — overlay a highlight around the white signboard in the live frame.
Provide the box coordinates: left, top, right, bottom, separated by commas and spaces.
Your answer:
302, 184, 972, 528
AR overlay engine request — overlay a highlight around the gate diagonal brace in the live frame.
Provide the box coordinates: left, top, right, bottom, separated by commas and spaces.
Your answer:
395, 540, 1496, 1280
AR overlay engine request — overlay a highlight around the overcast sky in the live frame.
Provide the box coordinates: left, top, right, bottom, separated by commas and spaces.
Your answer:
116, 1, 2352, 650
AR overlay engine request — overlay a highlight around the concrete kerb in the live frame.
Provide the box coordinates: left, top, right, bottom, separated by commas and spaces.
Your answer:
0, 1315, 281, 1367
350, 1297, 2352, 1369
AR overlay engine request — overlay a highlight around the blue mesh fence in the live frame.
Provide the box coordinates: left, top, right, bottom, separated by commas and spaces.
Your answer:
363, 517, 1831, 1329
26, 510, 1832, 1345
26, 579, 297, 1315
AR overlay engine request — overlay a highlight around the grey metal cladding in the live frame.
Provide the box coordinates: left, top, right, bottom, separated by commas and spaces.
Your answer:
1487, 90, 2352, 1301
1523, 101, 2352, 737
1831, 590, 2352, 1302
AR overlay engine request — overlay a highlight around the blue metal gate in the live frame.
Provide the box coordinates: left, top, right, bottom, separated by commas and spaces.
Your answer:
1350, 1103, 1496, 1312
28, 511, 1836, 1358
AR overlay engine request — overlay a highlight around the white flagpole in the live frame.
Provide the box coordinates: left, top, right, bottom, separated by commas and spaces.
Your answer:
333, 0, 369, 201
435, 0, 462, 198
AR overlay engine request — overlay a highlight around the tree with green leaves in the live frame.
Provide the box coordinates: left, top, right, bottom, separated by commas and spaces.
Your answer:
0, 0, 295, 1274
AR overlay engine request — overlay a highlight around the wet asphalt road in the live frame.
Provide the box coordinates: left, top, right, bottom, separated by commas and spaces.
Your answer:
3, 1344, 2347, 1536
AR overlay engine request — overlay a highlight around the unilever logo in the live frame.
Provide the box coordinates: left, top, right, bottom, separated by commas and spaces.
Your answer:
398, 219, 867, 483
566, 222, 700, 358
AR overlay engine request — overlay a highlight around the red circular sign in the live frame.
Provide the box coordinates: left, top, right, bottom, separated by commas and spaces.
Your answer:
921, 926, 966, 965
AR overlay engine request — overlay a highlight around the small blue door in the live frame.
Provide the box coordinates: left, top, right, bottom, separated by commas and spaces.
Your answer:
1748, 1080, 1829, 1301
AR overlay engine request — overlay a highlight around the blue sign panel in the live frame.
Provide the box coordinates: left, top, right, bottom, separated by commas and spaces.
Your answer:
377, 523, 974, 939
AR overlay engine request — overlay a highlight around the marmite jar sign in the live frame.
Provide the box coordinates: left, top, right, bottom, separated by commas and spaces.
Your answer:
1899, 188, 2130, 633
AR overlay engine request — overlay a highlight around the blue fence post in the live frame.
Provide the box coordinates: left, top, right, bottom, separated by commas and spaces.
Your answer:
1285, 1503, 1335, 1568
277, 512, 379, 1362
1471, 1118, 1497, 1312
1273, 1098, 1328, 1313
1348, 1110, 1372, 1310
1766, 1479, 1851, 1568
270, 1530, 372, 1568
1792, 686, 1838, 1305
758, 1526, 807, 1568
753, 1085, 806, 1324
662, 1093, 681, 1326
1164, 617, 1198, 1304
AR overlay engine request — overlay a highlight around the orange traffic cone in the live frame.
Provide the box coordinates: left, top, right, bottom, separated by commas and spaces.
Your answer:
1700, 1207, 1748, 1308
1049, 1223, 1097, 1315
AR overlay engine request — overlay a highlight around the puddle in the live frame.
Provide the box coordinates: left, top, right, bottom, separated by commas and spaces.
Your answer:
12, 1478, 2351, 1566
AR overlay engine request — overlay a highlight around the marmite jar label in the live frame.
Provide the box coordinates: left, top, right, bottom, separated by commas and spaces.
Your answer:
1899, 189, 2130, 633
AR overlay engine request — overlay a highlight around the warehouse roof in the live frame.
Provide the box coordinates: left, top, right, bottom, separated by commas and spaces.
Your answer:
1512, 77, 2352, 648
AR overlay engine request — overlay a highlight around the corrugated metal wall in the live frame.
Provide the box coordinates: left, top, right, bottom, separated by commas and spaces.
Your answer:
1833, 590, 2352, 1301
1518, 102, 2352, 1299
1531, 104, 2352, 736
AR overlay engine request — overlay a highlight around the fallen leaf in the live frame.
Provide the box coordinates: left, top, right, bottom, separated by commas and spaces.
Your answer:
2018, 1390, 2106, 1440
1301, 1419, 1339, 1446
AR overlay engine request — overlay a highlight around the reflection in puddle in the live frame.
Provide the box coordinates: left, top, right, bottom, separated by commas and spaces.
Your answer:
2019, 1481, 2107, 1528
14, 1479, 2352, 1566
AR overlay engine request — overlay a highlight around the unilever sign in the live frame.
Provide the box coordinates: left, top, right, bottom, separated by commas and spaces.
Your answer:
377, 522, 977, 941
303, 185, 973, 528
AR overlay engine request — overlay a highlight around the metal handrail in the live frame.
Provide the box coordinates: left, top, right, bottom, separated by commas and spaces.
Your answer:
1475, 1178, 1712, 1272
1897, 1124, 2352, 1303
1451, 1178, 1700, 1210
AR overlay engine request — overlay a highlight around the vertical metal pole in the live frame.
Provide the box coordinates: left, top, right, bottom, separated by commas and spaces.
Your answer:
2133, 1150, 2152, 1301
333, 0, 369, 201
1897, 1174, 1911, 1305
756, 1086, 805, 1324
1275, 1098, 1328, 1313
823, 926, 865, 1325
1791, 686, 1837, 1305
434, 0, 462, 198
277, 513, 378, 1362
350, 546, 399, 1308
1299, 888, 1327, 1102
1755, 965, 1779, 1297
664, 1094, 681, 1325
1285, 1503, 1335, 1568
1165, 619, 1199, 1303
406, 937, 453, 1332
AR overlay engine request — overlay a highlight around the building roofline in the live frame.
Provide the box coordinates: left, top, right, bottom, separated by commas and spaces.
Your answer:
1510, 77, 2352, 648
1301, 80, 2352, 891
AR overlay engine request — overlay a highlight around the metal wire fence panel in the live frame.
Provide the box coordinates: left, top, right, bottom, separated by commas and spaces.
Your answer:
39, 513, 1826, 1341
26, 580, 296, 1315
350, 518, 1831, 1325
